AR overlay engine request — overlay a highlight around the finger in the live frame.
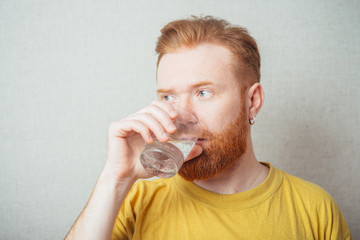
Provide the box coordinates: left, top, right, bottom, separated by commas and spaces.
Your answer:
109, 120, 153, 143
141, 104, 176, 134
151, 100, 178, 119
185, 145, 203, 161
128, 113, 169, 142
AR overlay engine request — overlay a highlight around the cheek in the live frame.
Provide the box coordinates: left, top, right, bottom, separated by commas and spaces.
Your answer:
194, 88, 245, 131
197, 103, 241, 132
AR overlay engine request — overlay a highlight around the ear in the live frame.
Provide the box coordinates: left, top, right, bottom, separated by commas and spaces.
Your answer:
248, 83, 264, 120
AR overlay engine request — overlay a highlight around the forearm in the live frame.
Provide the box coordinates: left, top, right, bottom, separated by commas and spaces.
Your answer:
65, 168, 136, 240
65, 101, 176, 239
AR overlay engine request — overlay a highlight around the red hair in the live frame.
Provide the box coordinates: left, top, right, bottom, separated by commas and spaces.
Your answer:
155, 16, 261, 84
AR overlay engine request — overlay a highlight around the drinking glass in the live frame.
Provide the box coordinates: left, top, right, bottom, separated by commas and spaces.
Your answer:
140, 107, 200, 178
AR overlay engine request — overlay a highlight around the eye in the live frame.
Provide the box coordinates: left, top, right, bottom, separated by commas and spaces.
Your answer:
197, 90, 211, 98
163, 95, 172, 101
161, 95, 176, 103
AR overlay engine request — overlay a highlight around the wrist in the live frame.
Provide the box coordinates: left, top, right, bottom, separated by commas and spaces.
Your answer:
99, 164, 138, 188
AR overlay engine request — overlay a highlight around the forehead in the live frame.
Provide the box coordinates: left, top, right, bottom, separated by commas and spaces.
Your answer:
157, 44, 238, 91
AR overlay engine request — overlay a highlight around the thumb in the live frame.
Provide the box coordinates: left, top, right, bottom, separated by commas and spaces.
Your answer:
185, 145, 203, 162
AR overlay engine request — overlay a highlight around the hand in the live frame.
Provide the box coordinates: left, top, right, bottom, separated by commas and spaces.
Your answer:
103, 101, 202, 182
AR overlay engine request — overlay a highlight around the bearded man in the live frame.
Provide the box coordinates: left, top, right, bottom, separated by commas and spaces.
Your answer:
65, 16, 352, 240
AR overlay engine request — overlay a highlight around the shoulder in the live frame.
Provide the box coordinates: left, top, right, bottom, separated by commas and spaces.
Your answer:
125, 177, 174, 205
132, 177, 172, 192
113, 179, 175, 239
278, 169, 353, 239
278, 169, 338, 210
283, 171, 329, 193
282, 170, 332, 197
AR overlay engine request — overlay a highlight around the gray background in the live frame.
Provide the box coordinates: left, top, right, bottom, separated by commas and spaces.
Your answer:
1, 0, 359, 239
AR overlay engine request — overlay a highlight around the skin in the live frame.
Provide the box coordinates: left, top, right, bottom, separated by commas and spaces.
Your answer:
157, 44, 269, 193
65, 43, 268, 240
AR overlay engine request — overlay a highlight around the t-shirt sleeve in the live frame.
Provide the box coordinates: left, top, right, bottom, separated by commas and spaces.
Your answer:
317, 190, 352, 240
284, 172, 352, 239
110, 181, 142, 240
331, 202, 353, 240
111, 214, 129, 240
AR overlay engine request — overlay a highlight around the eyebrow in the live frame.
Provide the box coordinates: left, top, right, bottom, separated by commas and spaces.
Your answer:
156, 81, 214, 94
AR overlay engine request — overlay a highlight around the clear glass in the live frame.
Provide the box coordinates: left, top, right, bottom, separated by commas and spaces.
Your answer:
140, 107, 200, 178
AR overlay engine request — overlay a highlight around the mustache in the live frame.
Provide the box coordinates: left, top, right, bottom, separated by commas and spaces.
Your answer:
178, 112, 248, 181
198, 127, 222, 138
198, 129, 227, 142
197, 118, 241, 139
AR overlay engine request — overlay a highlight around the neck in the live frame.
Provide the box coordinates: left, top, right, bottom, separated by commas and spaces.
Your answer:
193, 138, 269, 194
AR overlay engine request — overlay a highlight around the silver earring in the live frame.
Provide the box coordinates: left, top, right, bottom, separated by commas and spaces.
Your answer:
249, 116, 256, 125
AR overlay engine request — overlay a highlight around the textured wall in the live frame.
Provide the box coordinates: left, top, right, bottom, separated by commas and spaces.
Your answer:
0, 0, 359, 239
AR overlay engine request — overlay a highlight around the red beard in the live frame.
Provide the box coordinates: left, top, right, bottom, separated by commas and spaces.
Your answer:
178, 105, 248, 181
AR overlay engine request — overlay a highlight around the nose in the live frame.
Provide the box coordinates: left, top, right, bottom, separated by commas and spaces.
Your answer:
173, 97, 195, 116
173, 98, 200, 128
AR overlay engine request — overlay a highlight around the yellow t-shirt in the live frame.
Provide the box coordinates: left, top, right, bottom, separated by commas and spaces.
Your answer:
111, 162, 352, 240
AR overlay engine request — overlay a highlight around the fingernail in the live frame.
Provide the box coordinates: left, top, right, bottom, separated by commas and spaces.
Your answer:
162, 133, 169, 139
170, 110, 177, 118
169, 125, 176, 131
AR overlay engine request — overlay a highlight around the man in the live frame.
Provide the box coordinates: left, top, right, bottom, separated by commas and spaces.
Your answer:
65, 16, 352, 239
